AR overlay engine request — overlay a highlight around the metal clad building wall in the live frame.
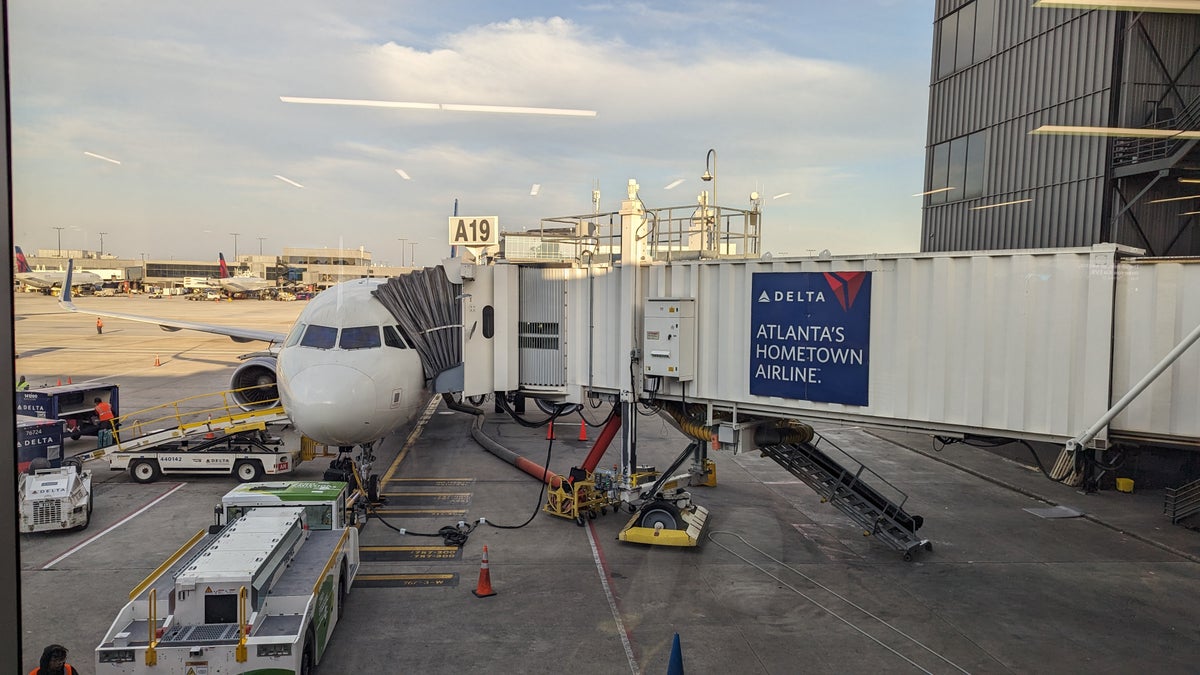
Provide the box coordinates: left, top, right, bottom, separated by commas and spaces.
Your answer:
570, 248, 1118, 444
1111, 260, 1200, 444
518, 267, 567, 388
924, 3, 1117, 251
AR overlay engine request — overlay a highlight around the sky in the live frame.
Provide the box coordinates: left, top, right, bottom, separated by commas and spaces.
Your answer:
9, 1, 935, 267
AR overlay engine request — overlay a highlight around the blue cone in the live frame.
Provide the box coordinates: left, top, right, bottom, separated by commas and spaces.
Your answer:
667, 632, 684, 675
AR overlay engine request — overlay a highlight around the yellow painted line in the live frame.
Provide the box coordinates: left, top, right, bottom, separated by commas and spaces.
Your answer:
361, 545, 458, 552
130, 529, 206, 600
374, 506, 468, 511
358, 574, 456, 580
380, 397, 441, 489
381, 492, 472, 498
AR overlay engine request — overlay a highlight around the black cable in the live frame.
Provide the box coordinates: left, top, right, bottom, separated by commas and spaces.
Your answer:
484, 432, 555, 530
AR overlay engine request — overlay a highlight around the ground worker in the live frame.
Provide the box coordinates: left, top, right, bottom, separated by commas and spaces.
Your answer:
28, 643, 77, 675
95, 317, 103, 334
94, 397, 115, 425
17, 375, 29, 390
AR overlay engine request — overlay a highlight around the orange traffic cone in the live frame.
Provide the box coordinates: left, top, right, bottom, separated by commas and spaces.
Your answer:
154, 354, 161, 367
546, 423, 555, 441
578, 419, 588, 442
56, 377, 62, 386
67, 376, 72, 385
472, 545, 497, 598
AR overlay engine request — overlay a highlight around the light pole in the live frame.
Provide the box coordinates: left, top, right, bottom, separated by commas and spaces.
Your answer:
98, 231, 108, 257
409, 242, 419, 268
257, 236, 266, 255
52, 226, 65, 257
230, 232, 240, 261
702, 149, 718, 252
397, 238, 407, 267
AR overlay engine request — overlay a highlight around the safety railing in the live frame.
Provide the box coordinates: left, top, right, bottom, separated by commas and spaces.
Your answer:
503, 203, 761, 265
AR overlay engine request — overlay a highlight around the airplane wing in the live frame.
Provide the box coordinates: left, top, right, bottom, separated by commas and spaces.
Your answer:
58, 260, 287, 344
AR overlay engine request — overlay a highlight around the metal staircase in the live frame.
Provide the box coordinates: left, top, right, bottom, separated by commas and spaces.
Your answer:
758, 432, 931, 561
1164, 478, 1200, 525
72, 386, 290, 462
1113, 95, 1200, 172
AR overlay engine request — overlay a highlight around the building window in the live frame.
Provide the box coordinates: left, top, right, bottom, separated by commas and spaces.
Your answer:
928, 131, 987, 204
936, 0, 993, 79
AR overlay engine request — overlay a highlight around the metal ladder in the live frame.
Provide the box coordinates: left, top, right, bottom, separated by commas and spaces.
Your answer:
1165, 478, 1200, 524
758, 432, 931, 561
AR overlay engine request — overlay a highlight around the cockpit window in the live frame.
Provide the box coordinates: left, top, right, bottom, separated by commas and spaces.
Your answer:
383, 325, 408, 349
300, 324, 338, 349
340, 326, 381, 350
284, 322, 307, 348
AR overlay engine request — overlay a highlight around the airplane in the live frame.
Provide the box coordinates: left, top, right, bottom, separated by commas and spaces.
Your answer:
57, 260, 430, 471
216, 252, 274, 295
14, 246, 103, 292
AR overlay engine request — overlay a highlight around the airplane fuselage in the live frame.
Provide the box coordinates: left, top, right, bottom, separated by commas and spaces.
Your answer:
275, 278, 429, 446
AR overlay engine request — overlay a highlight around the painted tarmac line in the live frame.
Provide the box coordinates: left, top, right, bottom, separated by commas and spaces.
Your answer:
586, 520, 640, 675
380, 397, 442, 488
41, 482, 188, 570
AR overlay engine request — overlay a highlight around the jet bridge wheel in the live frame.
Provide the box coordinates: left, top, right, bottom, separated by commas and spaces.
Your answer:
638, 501, 683, 531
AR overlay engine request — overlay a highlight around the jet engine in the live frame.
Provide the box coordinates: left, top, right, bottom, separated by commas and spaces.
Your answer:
230, 355, 279, 410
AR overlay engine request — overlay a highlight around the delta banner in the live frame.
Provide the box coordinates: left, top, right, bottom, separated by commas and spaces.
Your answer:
749, 271, 871, 406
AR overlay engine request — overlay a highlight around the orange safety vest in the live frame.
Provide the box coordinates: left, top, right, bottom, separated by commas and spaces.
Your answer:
95, 401, 115, 422
29, 665, 76, 675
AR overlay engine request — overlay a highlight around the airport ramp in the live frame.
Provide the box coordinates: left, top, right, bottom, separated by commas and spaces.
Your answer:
757, 431, 930, 560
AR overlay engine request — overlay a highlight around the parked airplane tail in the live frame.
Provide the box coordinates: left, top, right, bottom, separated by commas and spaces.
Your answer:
14, 245, 31, 273
219, 252, 229, 279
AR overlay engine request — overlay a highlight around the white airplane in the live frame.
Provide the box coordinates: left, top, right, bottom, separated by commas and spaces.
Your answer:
216, 252, 273, 295
14, 246, 102, 292
57, 260, 430, 456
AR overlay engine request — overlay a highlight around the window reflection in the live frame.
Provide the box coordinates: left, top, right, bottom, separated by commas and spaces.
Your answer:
340, 326, 381, 350
300, 325, 338, 349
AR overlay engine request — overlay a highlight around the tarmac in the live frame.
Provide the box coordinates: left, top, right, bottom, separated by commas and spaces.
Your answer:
14, 292, 1200, 674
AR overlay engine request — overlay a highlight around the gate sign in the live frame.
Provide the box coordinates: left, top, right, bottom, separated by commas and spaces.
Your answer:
448, 216, 499, 247
749, 272, 871, 406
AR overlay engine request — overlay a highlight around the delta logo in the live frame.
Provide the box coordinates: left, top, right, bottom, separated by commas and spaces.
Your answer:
755, 271, 868, 311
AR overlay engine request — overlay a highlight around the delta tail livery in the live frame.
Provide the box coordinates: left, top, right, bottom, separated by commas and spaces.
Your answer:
14, 246, 102, 290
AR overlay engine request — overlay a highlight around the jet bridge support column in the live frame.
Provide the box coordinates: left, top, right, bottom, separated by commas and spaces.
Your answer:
617, 180, 649, 496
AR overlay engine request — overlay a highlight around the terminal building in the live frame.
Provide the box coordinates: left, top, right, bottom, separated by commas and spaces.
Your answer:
922, 1, 1200, 255
17, 247, 411, 291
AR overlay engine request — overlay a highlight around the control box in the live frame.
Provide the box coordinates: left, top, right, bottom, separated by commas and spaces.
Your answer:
643, 298, 696, 380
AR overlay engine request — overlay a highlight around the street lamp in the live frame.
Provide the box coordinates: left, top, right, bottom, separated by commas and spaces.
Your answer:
257, 236, 266, 255
230, 232, 240, 261
52, 226, 65, 257
409, 242, 419, 267
702, 148, 718, 216
397, 238, 407, 266
98, 231, 108, 257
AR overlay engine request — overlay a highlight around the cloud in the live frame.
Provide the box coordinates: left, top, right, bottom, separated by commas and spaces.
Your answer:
9, 4, 930, 262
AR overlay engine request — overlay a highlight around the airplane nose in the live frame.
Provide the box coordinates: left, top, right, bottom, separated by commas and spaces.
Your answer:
280, 363, 380, 446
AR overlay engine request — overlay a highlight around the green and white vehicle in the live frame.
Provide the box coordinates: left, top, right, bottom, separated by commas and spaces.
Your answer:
95, 481, 359, 674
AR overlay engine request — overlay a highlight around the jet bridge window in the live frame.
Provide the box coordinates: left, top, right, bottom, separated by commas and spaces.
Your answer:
340, 326, 381, 350
300, 325, 338, 349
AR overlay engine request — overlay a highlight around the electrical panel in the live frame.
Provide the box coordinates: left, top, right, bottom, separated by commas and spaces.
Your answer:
643, 298, 695, 380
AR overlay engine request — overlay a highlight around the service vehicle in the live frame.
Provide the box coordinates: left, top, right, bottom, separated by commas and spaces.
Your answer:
95, 481, 359, 674
108, 426, 299, 483
17, 414, 66, 472
16, 382, 119, 440
18, 459, 93, 533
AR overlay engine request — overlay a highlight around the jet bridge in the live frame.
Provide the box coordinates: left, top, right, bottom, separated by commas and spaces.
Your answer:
446, 179, 1200, 556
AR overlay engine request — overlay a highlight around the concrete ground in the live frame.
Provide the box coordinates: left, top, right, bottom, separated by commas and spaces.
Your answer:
15, 292, 1200, 674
